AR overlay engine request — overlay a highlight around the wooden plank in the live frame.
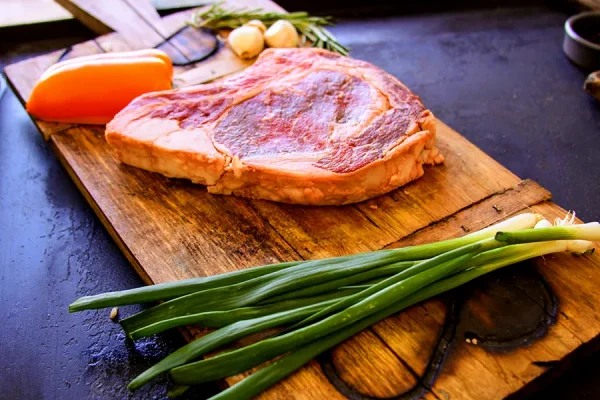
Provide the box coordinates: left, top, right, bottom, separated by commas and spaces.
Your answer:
54, 0, 113, 35
55, 0, 164, 44
94, 7, 219, 74
384, 179, 552, 249
329, 329, 419, 397
0, 0, 202, 28
371, 299, 447, 377
247, 199, 599, 400
93, 17, 190, 70
364, 180, 552, 391
61, 0, 283, 80
299, 180, 552, 399
56, 0, 189, 66
49, 124, 427, 400
2, 0, 71, 27
173, 48, 253, 86
213, 181, 554, 398
253, 360, 346, 400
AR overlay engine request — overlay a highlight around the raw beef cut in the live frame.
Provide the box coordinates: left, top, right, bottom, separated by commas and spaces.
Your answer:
106, 48, 443, 205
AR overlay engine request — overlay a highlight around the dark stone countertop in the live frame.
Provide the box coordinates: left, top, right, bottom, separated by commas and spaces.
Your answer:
1, 6, 599, 400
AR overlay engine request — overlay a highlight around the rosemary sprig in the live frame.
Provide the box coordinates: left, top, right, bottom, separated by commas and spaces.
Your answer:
188, 2, 349, 56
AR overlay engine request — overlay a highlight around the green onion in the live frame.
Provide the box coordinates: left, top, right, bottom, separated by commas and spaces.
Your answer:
259, 261, 415, 304
128, 288, 363, 339
289, 238, 504, 331
69, 212, 568, 397
120, 251, 408, 337
70, 213, 539, 314
68, 260, 304, 312
206, 256, 521, 400
207, 236, 583, 399
129, 262, 418, 338
128, 296, 351, 390
170, 252, 476, 385
495, 223, 600, 244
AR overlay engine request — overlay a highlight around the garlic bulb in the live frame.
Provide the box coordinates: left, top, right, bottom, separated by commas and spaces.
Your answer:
228, 26, 264, 59
264, 20, 299, 48
245, 19, 267, 34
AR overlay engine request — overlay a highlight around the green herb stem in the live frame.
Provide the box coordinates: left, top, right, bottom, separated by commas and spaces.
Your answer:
289, 238, 503, 331
128, 296, 349, 390
68, 260, 303, 312
128, 288, 362, 339
120, 251, 403, 336
259, 261, 415, 304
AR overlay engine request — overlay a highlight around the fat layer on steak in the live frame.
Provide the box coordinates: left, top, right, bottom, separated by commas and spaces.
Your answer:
105, 48, 443, 205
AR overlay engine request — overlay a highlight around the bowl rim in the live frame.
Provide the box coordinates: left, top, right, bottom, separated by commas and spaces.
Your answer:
565, 11, 600, 51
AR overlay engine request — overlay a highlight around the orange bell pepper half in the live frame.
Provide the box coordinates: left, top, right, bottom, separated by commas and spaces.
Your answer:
26, 49, 173, 125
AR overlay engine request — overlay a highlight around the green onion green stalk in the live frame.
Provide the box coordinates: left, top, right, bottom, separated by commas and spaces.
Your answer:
67, 212, 598, 398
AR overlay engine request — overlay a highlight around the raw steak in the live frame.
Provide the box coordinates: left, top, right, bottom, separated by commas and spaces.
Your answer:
106, 48, 443, 205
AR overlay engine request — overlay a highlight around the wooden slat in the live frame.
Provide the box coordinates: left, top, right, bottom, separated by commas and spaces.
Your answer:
56, 0, 164, 46
257, 360, 346, 400
120, 0, 198, 61
2, 0, 71, 27
219, 180, 555, 399
54, 0, 113, 35
173, 48, 253, 86
305, 180, 552, 399
384, 179, 552, 249
371, 299, 447, 377
124, 0, 164, 27
62, 0, 282, 84
0, 0, 203, 28
365, 180, 552, 393
56, 0, 189, 65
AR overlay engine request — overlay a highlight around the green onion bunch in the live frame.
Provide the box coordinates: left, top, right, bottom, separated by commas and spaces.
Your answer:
70, 212, 598, 399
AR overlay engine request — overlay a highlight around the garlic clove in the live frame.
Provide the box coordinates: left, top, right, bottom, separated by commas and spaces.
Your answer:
245, 20, 267, 34
228, 26, 264, 59
264, 20, 299, 48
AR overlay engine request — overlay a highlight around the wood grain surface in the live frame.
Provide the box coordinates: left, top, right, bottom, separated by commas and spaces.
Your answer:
4, 1, 600, 399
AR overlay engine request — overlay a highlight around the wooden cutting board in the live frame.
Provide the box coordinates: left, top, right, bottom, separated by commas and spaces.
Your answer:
5, 1, 600, 399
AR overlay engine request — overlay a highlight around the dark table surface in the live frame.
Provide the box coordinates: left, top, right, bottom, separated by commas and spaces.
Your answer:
1, 5, 599, 400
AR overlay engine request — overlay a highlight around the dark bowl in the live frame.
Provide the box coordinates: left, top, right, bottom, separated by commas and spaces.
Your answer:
563, 11, 600, 70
